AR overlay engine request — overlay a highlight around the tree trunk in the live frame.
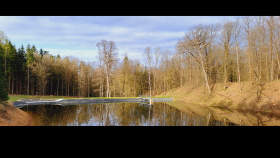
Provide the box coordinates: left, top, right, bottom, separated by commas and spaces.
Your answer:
163, 67, 166, 95
199, 50, 211, 94
68, 81, 69, 96
57, 75, 59, 96
4, 50, 6, 76
190, 59, 192, 83
153, 72, 156, 95
100, 78, 102, 97
72, 80, 75, 96
149, 71, 151, 97
19, 78, 21, 94
224, 45, 228, 90
271, 49, 274, 81
236, 46, 242, 92
8, 77, 10, 94
61, 79, 64, 96
11, 78, 14, 94
277, 52, 280, 78
27, 67, 30, 95
88, 74, 90, 97
106, 71, 110, 98
50, 77, 52, 95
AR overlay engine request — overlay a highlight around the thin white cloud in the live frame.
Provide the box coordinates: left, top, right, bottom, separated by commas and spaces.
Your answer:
45, 48, 97, 62
0, 16, 240, 62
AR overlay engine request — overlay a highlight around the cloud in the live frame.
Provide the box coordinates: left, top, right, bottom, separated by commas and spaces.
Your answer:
0, 16, 240, 62
44, 48, 98, 62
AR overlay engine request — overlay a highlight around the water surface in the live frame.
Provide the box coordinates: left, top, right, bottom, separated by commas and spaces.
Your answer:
20, 102, 238, 126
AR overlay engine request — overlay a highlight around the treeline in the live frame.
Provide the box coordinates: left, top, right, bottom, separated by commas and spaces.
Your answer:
176, 16, 280, 94
0, 32, 151, 97
1, 16, 280, 99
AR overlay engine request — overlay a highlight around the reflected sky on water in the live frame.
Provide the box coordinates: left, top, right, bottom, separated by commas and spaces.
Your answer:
21, 102, 238, 126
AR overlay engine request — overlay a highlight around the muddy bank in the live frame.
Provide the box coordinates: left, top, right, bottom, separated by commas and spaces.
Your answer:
0, 101, 33, 126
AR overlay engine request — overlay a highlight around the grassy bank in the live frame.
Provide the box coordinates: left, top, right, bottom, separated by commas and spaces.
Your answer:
8, 95, 135, 102
8, 95, 172, 102
158, 80, 280, 113
8, 95, 73, 102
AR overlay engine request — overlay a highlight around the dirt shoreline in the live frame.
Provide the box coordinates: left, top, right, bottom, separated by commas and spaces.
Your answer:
0, 101, 33, 126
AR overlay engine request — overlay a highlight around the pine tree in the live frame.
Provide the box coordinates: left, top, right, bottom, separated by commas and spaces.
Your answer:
40, 48, 44, 57
0, 71, 9, 101
26, 44, 34, 95
7, 41, 17, 94
0, 45, 4, 74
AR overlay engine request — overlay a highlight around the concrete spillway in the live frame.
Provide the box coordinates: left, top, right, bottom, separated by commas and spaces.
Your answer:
13, 98, 173, 108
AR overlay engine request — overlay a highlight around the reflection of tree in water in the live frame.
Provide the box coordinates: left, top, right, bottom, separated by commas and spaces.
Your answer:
21, 102, 239, 126
100, 103, 216, 126
21, 105, 78, 126
115, 103, 153, 126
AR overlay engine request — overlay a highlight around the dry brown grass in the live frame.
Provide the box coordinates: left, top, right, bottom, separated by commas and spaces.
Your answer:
0, 101, 33, 126
158, 80, 280, 112
156, 81, 280, 125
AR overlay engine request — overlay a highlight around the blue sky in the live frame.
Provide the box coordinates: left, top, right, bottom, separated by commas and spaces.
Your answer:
0, 16, 239, 62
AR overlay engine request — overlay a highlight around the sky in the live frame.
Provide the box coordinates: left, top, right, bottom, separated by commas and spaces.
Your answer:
0, 16, 239, 63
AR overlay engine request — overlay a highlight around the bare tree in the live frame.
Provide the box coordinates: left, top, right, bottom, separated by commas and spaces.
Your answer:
143, 46, 153, 97
153, 46, 161, 94
221, 20, 234, 89
266, 16, 277, 81
160, 49, 171, 94
96, 40, 118, 97
180, 24, 218, 94
30, 52, 51, 95
275, 17, 280, 78
242, 16, 254, 83
97, 51, 104, 97
233, 18, 243, 91
53, 56, 62, 96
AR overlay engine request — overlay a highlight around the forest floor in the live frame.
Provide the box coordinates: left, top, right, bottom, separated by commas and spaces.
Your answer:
158, 80, 280, 114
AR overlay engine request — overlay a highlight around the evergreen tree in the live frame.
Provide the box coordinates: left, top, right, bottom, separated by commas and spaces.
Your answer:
0, 45, 4, 73
7, 41, 17, 94
16, 45, 26, 94
26, 44, 34, 95
40, 48, 43, 56
0, 71, 9, 101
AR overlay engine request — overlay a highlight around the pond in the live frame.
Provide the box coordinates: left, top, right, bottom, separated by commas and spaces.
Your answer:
20, 102, 240, 126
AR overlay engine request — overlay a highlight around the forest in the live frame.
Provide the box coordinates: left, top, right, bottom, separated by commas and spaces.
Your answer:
1, 16, 280, 100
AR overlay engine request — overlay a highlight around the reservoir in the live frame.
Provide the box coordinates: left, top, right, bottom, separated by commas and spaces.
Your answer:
20, 102, 240, 126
